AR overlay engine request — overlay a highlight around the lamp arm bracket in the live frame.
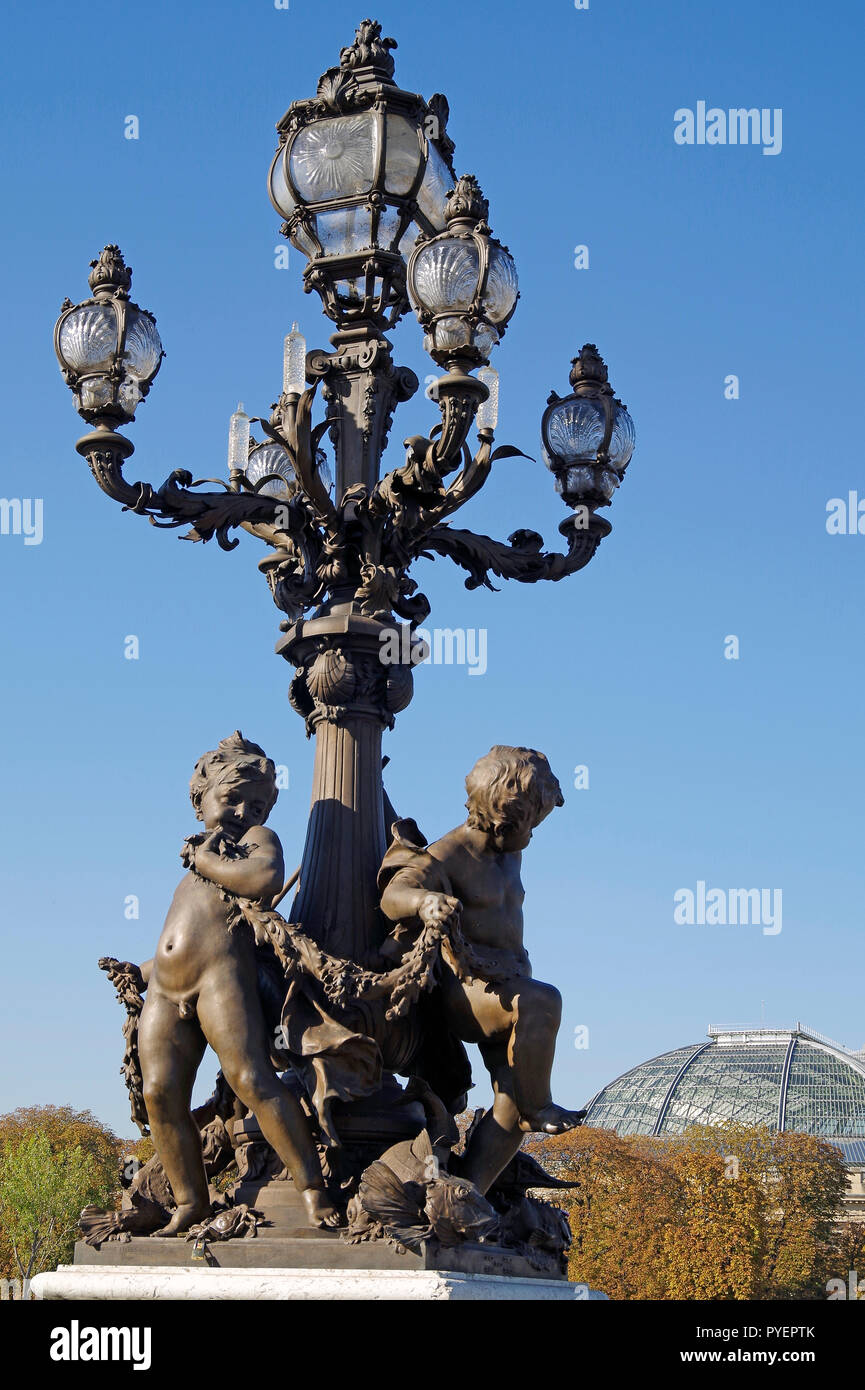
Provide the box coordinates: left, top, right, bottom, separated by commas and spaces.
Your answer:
419, 512, 612, 591
76, 430, 304, 553
259, 378, 337, 527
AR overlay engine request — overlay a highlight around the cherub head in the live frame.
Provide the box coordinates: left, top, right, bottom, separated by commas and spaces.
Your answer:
465, 746, 564, 853
189, 731, 278, 837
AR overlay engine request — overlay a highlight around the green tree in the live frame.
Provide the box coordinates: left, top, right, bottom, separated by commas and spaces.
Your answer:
0, 1134, 109, 1281
0, 1105, 122, 1279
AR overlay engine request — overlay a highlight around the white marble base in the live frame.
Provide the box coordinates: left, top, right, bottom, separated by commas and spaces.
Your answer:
32, 1264, 605, 1301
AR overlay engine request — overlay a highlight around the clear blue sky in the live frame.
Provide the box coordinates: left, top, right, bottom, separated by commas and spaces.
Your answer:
1, 0, 862, 1137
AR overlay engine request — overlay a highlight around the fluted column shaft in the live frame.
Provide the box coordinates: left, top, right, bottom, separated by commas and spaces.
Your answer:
277, 611, 413, 966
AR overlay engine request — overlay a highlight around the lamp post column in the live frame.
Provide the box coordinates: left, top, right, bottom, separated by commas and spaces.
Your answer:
277, 336, 417, 966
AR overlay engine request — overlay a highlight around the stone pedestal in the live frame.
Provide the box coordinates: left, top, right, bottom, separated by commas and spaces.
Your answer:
33, 1264, 604, 1301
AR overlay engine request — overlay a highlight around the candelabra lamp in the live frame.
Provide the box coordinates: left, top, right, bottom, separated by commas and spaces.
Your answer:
54, 18, 635, 968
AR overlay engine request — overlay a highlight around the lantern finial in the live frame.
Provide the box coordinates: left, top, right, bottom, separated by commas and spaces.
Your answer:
88, 245, 132, 299
445, 175, 490, 228
569, 344, 611, 394
338, 19, 397, 81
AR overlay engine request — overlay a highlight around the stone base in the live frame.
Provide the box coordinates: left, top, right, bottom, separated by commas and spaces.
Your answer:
32, 1265, 604, 1301
70, 1235, 562, 1281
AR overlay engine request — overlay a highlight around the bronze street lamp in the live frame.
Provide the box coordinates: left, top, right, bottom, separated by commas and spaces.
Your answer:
54, 18, 636, 969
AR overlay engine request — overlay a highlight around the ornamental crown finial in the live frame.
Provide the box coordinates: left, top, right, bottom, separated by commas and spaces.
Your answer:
569, 343, 611, 393
88, 245, 132, 298
339, 18, 397, 78
445, 175, 489, 227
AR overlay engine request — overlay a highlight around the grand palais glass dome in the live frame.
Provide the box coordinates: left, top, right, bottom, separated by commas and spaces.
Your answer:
584, 1025, 865, 1164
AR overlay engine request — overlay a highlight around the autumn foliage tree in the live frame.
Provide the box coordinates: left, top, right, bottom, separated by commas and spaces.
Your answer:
529, 1122, 851, 1300
0, 1105, 123, 1281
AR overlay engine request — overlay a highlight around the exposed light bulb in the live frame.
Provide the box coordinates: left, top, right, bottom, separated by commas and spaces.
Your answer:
283, 322, 307, 395
228, 402, 250, 474
476, 366, 499, 432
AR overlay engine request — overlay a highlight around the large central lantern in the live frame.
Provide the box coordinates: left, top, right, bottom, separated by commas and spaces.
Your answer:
268, 20, 456, 330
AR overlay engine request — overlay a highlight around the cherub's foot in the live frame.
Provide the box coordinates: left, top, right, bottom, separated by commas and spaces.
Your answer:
519, 1104, 587, 1135
301, 1186, 343, 1230
153, 1201, 211, 1236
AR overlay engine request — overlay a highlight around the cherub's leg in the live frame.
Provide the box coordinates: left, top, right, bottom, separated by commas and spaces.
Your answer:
439, 970, 531, 1191
509, 979, 586, 1134
138, 992, 209, 1235
456, 1041, 523, 1194
442, 970, 583, 1154
196, 958, 341, 1230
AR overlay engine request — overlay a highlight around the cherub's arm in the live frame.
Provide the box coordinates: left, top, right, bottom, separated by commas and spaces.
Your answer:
380, 865, 462, 930
193, 827, 285, 902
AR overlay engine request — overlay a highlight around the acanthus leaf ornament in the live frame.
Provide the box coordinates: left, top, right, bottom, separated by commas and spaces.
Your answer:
338, 18, 397, 78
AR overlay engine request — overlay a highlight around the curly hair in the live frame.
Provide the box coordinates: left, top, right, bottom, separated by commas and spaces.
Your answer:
189, 731, 278, 822
464, 746, 564, 835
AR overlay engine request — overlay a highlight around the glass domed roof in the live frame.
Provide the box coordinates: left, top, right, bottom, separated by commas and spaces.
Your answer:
584, 1025, 865, 1161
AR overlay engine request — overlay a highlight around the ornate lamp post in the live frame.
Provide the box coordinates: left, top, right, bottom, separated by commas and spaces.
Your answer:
54, 19, 635, 970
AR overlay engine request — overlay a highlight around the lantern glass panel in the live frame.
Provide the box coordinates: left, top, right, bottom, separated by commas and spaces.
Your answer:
269, 150, 296, 219
123, 311, 162, 381
472, 322, 500, 358
434, 316, 471, 350
385, 114, 423, 195
412, 239, 479, 313
599, 468, 620, 499
314, 206, 373, 256
79, 379, 114, 412
58, 304, 118, 373
289, 219, 318, 259
246, 442, 295, 498
335, 277, 362, 304
558, 464, 595, 497
416, 142, 453, 231
376, 203, 404, 250
118, 378, 143, 415
484, 246, 519, 323
544, 397, 606, 465
398, 222, 420, 258
609, 406, 636, 470
333, 274, 383, 306
290, 114, 378, 201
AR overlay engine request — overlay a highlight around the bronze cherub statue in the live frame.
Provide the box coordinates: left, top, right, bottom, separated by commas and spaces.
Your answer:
135, 732, 340, 1233
379, 746, 586, 1193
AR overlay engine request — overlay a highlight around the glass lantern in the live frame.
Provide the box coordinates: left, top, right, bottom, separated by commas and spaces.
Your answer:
407, 175, 518, 370
267, 20, 456, 328
245, 440, 297, 499
54, 246, 163, 425
541, 345, 635, 509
